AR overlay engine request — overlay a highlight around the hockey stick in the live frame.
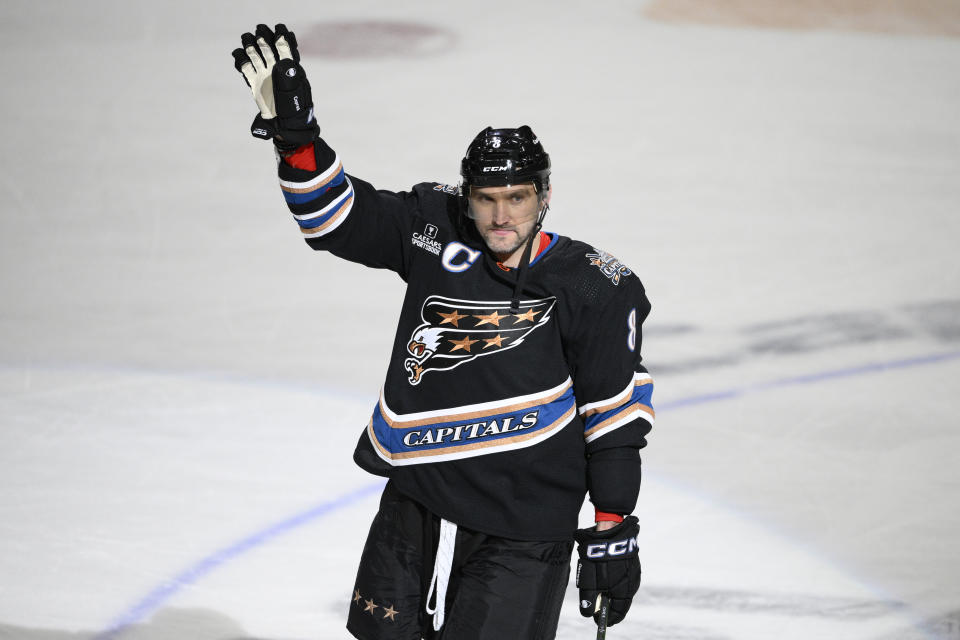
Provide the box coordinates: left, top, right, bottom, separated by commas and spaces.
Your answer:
595, 594, 609, 639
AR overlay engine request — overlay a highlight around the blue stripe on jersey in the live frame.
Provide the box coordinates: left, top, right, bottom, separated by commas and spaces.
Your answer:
296, 188, 354, 230
370, 385, 576, 461
281, 169, 346, 205
583, 380, 654, 434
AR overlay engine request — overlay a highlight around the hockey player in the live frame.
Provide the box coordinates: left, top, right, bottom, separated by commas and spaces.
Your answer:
232, 24, 654, 640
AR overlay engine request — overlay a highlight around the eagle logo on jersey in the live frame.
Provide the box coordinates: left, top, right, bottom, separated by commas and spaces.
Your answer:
585, 250, 633, 286
403, 295, 556, 385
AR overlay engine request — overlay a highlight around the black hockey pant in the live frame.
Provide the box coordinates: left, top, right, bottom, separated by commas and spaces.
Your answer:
346, 481, 573, 640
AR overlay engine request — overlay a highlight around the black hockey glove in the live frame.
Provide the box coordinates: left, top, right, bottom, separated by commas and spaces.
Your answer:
574, 516, 642, 627
231, 23, 320, 149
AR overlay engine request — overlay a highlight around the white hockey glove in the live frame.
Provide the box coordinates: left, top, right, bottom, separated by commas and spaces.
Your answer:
231, 23, 319, 148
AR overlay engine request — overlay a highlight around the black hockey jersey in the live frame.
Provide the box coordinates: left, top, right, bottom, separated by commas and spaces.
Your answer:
276, 138, 654, 541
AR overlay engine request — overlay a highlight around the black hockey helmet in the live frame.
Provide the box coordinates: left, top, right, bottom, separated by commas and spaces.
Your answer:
459, 126, 551, 197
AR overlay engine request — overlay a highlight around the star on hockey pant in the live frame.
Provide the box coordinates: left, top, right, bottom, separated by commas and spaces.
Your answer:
351, 588, 399, 623
403, 294, 556, 385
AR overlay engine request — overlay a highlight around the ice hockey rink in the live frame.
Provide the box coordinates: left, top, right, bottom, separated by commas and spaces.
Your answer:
1, 1, 958, 638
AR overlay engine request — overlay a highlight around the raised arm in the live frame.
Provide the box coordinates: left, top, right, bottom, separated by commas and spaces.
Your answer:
231, 23, 425, 278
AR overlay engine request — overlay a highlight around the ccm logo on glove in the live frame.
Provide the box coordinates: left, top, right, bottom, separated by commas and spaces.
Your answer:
584, 537, 638, 559
574, 515, 642, 627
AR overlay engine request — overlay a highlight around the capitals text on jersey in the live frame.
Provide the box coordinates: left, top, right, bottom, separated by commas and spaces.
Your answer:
366, 378, 576, 465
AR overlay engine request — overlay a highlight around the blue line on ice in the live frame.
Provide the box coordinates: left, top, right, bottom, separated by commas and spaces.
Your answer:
657, 348, 960, 411
95, 348, 960, 637
94, 481, 386, 639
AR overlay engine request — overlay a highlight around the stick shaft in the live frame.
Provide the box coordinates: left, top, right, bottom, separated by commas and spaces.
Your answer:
596, 595, 609, 639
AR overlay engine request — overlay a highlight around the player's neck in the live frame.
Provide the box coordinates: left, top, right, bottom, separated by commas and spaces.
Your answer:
496, 232, 542, 269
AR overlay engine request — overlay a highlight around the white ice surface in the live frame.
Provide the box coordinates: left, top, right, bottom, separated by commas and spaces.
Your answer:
1, 1, 959, 639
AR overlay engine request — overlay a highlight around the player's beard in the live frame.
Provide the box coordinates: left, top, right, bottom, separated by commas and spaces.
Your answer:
480, 221, 537, 262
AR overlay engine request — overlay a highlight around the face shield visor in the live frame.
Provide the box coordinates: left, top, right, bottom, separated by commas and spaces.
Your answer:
462, 182, 545, 223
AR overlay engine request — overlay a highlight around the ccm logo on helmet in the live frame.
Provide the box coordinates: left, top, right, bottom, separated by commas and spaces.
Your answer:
585, 537, 639, 559
483, 165, 510, 172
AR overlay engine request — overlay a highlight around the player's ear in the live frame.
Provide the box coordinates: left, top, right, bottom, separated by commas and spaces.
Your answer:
540, 184, 553, 209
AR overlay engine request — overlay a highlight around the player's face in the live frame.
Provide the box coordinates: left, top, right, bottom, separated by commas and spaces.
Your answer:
467, 183, 542, 265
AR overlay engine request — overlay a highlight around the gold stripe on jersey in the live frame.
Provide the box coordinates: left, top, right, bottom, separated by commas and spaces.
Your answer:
377, 378, 573, 430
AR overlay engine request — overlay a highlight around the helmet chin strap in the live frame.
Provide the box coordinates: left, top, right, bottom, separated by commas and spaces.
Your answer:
509, 200, 549, 314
